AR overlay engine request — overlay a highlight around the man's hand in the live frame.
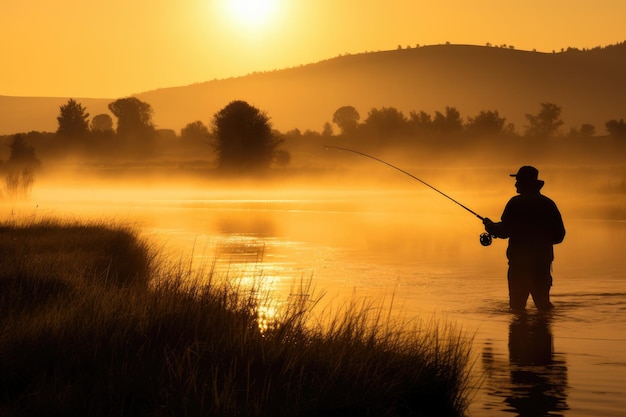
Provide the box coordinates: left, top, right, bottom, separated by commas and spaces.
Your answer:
482, 217, 497, 235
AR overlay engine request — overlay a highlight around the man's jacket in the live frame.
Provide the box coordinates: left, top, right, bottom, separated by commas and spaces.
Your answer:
491, 192, 566, 265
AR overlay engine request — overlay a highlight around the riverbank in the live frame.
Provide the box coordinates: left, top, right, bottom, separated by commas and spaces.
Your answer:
0, 218, 474, 417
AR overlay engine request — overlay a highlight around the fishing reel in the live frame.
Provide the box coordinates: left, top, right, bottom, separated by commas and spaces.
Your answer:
479, 233, 494, 246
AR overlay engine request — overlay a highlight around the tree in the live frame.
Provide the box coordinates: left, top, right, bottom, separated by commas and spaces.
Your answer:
567, 123, 596, 138
465, 110, 506, 136
332, 106, 360, 135
579, 124, 596, 138
322, 122, 334, 137
6, 134, 41, 170
606, 119, 626, 139
211, 100, 281, 172
57, 98, 90, 138
409, 110, 433, 133
108, 97, 156, 153
90, 113, 114, 133
362, 107, 409, 137
3, 135, 41, 199
181, 120, 210, 143
524, 102, 564, 138
432, 106, 463, 134
108, 97, 155, 138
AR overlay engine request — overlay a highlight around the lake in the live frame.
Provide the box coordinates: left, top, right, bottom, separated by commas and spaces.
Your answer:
24, 180, 626, 417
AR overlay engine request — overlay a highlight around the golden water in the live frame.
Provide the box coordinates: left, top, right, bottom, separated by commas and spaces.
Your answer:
17, 184, 626, 417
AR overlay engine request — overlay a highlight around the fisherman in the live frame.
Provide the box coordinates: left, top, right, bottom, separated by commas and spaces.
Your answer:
483, 166, 565, 311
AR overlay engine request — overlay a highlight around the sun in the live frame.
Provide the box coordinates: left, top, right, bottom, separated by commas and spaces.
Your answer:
223, 0, 279, 30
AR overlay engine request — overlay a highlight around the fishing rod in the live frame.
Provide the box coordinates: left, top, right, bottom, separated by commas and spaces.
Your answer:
325, 145, 494, 246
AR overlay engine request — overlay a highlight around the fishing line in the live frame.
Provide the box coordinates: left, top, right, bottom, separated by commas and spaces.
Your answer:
325, 145, 494, 246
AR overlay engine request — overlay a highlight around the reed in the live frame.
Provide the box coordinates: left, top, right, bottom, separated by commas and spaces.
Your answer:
0, 218, 475, 417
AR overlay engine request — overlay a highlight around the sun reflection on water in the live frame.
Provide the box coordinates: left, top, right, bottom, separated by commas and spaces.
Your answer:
187, 234, 304, 334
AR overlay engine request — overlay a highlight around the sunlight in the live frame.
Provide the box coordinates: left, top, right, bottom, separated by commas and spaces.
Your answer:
222, 0, 279, 30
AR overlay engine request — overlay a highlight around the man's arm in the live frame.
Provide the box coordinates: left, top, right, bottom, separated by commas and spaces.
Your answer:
483, 217, 510, 239
483, 199, 513, 239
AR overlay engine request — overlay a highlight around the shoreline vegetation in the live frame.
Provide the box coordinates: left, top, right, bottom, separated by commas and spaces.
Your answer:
0, 218, 474, 416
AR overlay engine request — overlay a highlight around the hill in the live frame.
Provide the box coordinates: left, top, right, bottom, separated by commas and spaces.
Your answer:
1, 43, 625, 136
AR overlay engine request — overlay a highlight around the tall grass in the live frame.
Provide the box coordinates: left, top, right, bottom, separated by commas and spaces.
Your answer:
0, 218, 475, 417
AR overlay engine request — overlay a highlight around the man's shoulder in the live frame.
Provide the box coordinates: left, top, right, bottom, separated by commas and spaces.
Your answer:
516, 193, 555, 202
538, 193, 558, 206
506, 194, 525, 205
506, 193, 559, 209
532, 193, 562, 214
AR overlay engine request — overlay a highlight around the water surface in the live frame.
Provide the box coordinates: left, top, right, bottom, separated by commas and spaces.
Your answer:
23, 185, 626, 417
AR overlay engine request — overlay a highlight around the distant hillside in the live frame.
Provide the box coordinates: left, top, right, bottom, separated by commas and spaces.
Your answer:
1, 43, 625, 136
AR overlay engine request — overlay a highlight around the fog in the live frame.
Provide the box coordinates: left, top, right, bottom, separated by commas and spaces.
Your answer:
2, 135, 621, 282
8, 148, 622, 285
17, 141, 625, 225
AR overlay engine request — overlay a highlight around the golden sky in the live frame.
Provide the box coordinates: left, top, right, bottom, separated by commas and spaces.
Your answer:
1, 0, 624, 98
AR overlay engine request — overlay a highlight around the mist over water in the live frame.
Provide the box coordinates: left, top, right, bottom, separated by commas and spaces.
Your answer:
6, 160, 626, 416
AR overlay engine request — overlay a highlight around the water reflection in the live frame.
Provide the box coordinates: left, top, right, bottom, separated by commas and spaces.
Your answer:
482, 313, 569, 416
206, 235, 313, 334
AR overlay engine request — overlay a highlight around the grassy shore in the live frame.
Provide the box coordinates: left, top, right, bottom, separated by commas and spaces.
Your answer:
0, 218, 474, 417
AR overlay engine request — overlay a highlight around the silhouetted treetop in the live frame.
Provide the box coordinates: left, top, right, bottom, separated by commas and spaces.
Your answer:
524, 102, 564, 138
362, 107, 409, 137
90, 114, 114, 133
6, 134, 41, 171
465, 110, 507, 136
332, 106, 360, 135
211, 100, 282, 173
432, 107, 463, 135
108, 97, 155, 138
410, 111, 433, 132
57, 99, 90, 138
181, 120, 210, 142
606, 119, 626, 139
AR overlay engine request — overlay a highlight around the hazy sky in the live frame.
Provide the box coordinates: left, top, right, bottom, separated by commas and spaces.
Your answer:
2, 0, 624, 98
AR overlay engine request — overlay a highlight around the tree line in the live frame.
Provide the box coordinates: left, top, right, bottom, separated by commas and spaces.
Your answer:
327, 102, 626, 141
59, 97, 283, 172
51, 97, 626, 153
6, 98, 283, 170
0, 98, 284, 198
1, 96, 625, 198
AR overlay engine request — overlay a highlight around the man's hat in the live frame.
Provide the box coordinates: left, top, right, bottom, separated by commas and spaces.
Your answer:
510, 166, 544, 185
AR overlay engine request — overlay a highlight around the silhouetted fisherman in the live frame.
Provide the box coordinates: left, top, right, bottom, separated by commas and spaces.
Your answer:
483, 166, 565, 311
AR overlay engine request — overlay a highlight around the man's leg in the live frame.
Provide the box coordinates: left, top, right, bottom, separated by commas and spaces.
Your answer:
508, 266, 530, 311
530, 264, 554, 311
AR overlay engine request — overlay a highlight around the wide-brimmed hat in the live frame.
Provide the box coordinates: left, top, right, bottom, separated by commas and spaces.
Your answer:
510, 166, 544, 185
